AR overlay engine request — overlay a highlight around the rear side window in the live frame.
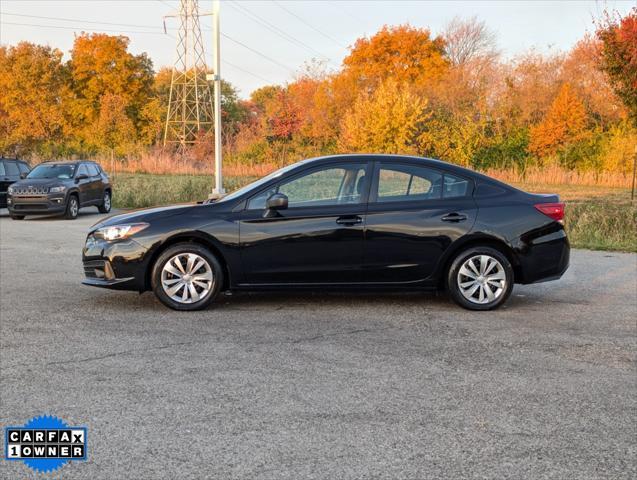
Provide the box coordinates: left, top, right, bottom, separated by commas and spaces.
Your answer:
87, 164, 100, 176
375, 163, 442, 203
443, 174, 470, 198
4, 161, 19, 176
18, 162, 30, 174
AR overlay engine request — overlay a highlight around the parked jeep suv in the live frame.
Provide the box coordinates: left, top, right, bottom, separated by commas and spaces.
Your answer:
8, 161, 112, 220
0, 158, 31, 208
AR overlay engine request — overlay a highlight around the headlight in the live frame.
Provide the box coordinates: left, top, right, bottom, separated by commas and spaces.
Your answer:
49, 186, 66, 193
94, 223, 149, 241
7, 186, 14, 194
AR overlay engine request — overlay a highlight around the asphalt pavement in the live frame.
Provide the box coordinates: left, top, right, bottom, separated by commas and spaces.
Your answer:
0, 208, 635, 479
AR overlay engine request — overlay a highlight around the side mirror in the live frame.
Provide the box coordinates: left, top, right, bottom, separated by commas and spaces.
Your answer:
75, 174, 88, 183
266, 193, 288, 210
20, 172, 28, 179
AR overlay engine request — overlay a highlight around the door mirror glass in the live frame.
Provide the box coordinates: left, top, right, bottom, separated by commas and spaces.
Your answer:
266, 193, 288, 210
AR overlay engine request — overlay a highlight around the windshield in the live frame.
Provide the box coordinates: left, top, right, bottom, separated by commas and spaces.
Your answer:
27, 164, 76, 179
217, 162, 303, 203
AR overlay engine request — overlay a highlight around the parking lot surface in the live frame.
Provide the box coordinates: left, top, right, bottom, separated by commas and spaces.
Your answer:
1, 209, 635, 479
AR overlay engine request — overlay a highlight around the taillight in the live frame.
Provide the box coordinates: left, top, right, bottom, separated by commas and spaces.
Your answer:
534, 202, 565, 222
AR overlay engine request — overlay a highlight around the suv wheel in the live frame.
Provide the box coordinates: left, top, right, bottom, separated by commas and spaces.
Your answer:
151, 243, 223, 311
65, 194, 79, 220
447, 246, 514, 311
98, 190, 112, 213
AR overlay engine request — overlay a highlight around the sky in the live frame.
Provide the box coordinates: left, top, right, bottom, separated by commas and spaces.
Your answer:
0, 0, 634, 98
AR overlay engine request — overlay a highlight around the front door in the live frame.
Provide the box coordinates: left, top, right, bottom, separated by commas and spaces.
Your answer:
75, 164, 94, 205
239, 161, 370, 284
363, 160, 478, 283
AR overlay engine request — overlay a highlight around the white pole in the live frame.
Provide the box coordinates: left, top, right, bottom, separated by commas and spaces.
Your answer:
212, 0, 224, 196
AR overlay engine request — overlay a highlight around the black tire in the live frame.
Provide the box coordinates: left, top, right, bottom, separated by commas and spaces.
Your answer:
447, 246, 514, 311
151, 243, 223, 311
65, 194, 79, 220
10, 214, 25, 220
98, 190, 112, 213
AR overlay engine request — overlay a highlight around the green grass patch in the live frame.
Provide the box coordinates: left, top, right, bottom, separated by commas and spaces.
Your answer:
111, 173, 636, 252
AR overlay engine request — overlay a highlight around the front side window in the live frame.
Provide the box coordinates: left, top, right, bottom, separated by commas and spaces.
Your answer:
27, 164, 76, 179
375, 163, 442, 203
76, 165, 89, 177
87, 164, 100, 176
18, 162, 30, 174
247, 163, 367, 210
0, 161, 5, 176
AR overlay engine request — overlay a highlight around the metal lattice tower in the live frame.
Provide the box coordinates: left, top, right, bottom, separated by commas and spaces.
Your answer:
163, 0, 214, 147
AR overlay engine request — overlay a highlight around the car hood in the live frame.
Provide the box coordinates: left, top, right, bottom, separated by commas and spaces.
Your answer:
90, 203, 204, 231
11, 178, 68, 187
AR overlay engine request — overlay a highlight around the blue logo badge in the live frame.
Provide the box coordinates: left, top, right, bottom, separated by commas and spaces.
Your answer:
4, 415, 87, 474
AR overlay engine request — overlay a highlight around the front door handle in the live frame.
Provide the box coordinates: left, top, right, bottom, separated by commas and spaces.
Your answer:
336, 215, 363, 226
441, 213, 467, 222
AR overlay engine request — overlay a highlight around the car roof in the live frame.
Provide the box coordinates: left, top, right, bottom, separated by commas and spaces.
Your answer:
37, 160, 90, 166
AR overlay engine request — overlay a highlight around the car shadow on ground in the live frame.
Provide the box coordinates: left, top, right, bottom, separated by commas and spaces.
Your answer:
0, 207, 103, 221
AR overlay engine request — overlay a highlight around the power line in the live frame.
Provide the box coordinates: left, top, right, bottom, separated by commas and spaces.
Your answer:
219, 32, 296, 74
1, 12, 161, 29
0, 21, 168, 36
272, 0, 347, 48
226, 0, 335, 65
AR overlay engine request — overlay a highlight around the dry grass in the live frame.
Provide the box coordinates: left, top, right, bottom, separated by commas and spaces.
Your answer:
104, 153, 634, 189
484, 164, 632, 188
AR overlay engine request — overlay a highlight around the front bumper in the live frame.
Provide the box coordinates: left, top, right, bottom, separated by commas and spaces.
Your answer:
81, 235, 149, 291
7, 193, 67, 215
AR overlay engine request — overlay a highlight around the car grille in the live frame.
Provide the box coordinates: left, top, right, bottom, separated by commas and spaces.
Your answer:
12, 185, 49, 195
13, 204, 48, 210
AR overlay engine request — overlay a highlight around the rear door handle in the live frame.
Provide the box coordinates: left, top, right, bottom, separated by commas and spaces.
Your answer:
336, 215, 363, 226
441, 213, 467, 222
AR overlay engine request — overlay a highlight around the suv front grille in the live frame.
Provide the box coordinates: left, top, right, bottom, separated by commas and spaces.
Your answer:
12, 185, 49, 196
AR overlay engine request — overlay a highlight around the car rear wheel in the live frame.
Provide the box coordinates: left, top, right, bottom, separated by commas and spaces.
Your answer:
98, 190, 111, 213
151, 243, 223, 311
447, 246, 513, 311
65, 195, 79, 220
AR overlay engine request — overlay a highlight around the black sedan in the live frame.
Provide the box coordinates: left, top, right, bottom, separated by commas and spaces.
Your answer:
82, 155, 569, 311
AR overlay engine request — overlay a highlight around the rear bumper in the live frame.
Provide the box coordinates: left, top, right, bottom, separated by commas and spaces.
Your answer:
514, 225, 570, 284
7, 193, 67, 215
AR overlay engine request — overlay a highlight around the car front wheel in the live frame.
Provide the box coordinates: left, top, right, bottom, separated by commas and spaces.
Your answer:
447, 246, 514, 311
151, 243, 223, 311
65, 195, 79, 220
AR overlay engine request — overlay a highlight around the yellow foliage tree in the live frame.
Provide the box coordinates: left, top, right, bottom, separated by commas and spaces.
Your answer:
528, 83, 589, 158
339, 79, 429, 154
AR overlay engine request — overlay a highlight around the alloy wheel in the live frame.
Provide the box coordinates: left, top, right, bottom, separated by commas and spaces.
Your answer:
104, 192, 111, 211
457, 254, 507, 305
161, 253, 214, 304
70, 198, 79, 217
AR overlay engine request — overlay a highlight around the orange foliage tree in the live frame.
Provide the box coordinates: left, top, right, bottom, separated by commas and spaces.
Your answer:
528, 83, 589, 158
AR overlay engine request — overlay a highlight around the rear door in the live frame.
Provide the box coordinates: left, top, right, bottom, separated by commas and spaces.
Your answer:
362, 160, 477, 283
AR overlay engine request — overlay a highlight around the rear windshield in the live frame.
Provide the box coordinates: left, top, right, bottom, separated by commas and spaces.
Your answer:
27, 164, 76, 179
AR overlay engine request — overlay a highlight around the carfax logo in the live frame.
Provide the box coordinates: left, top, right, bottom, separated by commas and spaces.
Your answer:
4, 415, 87, 474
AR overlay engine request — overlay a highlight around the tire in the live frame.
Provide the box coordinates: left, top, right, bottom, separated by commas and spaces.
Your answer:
98, 190, 112, 213
151, 243, 223, 311
65, 194, 79, 220
10, 214, 25, 220
447, 246, 514, 311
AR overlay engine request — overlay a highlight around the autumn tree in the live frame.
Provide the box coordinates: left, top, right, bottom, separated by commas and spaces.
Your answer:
68, 33, 154, 151
443, 16, 498, 67
596, 7, 637, 125
528, 83, 589, 158
0, 42, 73, 157
94, 93, 136, 156
340, 79, 429, 154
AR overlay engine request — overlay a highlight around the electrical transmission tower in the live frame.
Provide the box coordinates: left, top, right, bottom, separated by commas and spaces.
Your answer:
163, 0, 214, 148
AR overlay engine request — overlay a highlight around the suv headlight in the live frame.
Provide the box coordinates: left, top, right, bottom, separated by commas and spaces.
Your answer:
94, 223, 149, 241
50, 186, 66, 193
7, 186, 14, 194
